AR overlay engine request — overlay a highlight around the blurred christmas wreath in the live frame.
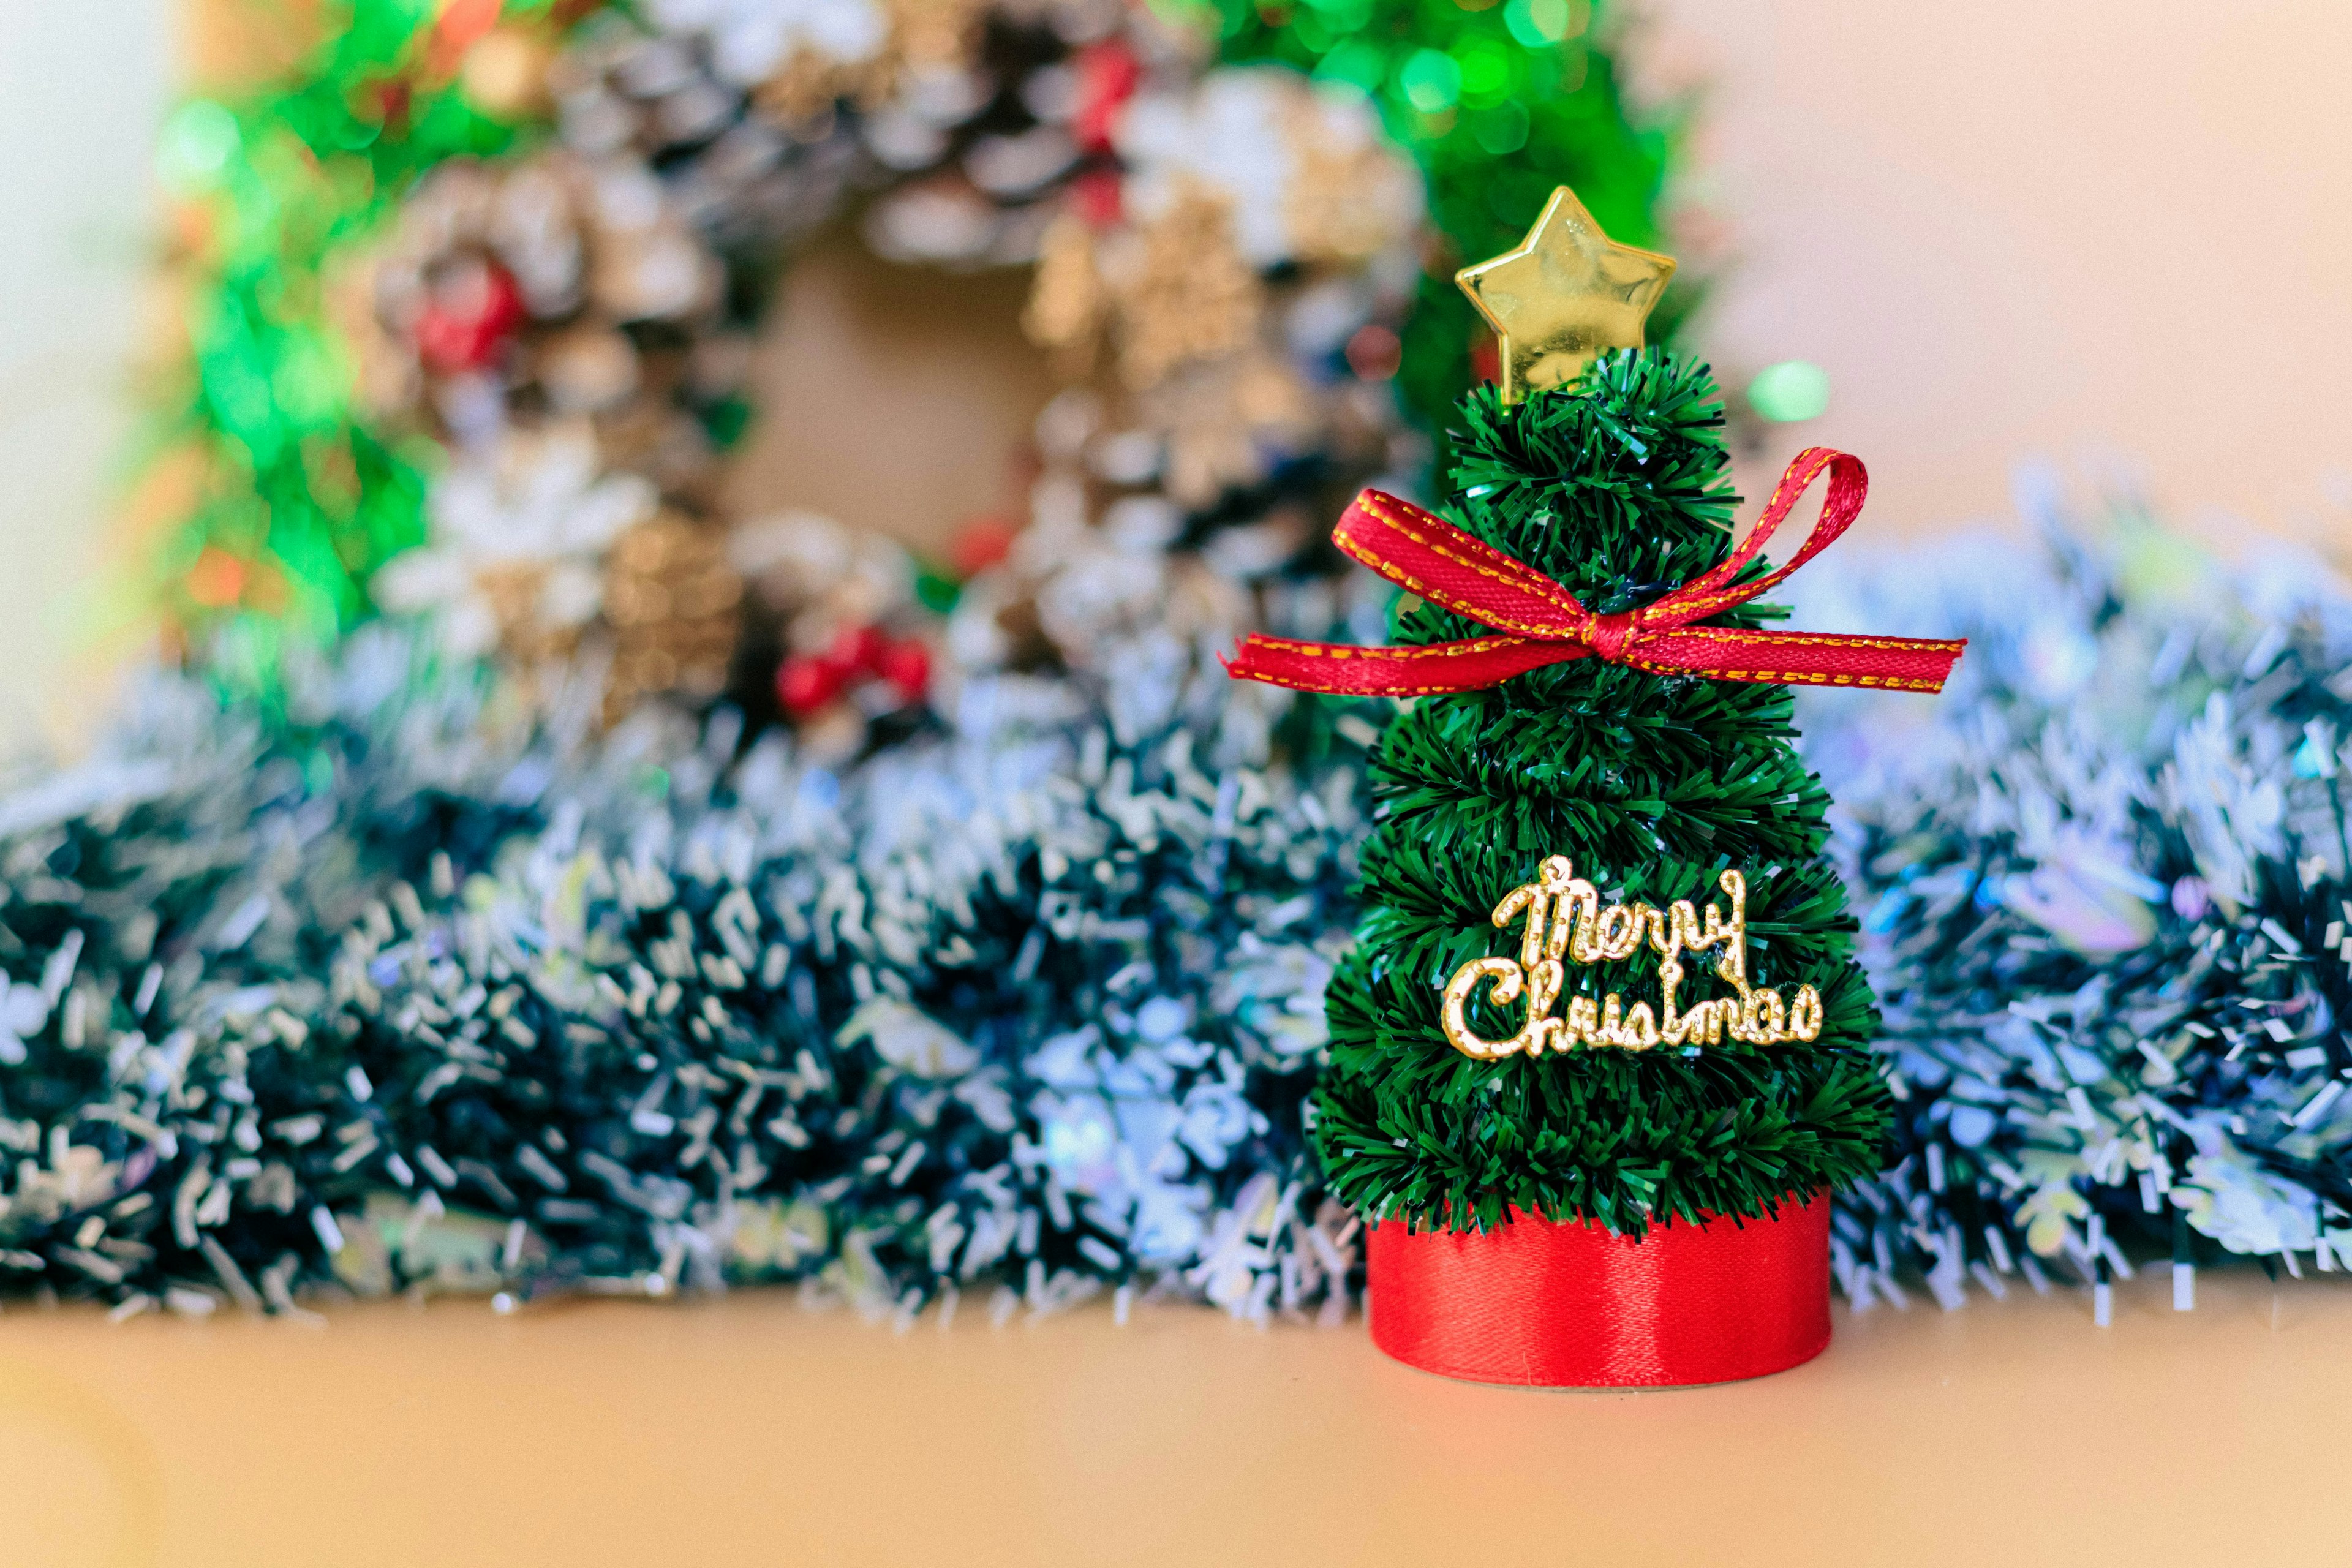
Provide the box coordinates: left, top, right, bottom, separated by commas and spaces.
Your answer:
153, 0, 1678, 760
14, 0, 1685, 1317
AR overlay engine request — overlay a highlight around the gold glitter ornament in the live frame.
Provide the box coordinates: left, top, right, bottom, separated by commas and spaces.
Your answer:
1145, 351, 1311, 507
1282, 100, 1419, 266
535, 326, 641, 415
748, 0, 981, 124
752, 53, 874, 129
1439, 857, 1825, 1061
472, 560, 587, 672
1455, 186, 1675, 402
1112, 187, 1264, 391
601, 511, 744, 722
883, 0, 985, 72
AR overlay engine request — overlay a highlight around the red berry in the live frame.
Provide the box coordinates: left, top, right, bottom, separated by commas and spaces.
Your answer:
873, 638, 931, 704
828, 624, 888, 676
415, 257, 525, 375
1071, 40, 1142, 154
776, 654, 843, 716
1068, 167, 1122, 230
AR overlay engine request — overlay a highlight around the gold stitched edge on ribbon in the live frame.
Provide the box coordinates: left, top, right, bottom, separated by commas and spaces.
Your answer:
1619, 656, 1948, 692
1235, 633, 1544, 661
1656, 627, 1969, 653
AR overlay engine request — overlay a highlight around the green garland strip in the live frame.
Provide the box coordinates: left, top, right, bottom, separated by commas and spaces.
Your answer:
0, 632, 1361, 1317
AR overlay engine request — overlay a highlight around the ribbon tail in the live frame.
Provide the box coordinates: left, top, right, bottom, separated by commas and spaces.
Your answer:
1223, 633, 1592, 697
1624, 627, 1968, 693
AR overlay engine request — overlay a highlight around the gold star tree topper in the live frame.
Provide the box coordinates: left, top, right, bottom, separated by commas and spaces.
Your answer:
1456, 186, 1677, 402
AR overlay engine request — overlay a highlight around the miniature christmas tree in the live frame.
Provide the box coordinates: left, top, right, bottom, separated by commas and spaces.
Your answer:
1226, 187, 1962, 1384
1311, 349, 1891, 1237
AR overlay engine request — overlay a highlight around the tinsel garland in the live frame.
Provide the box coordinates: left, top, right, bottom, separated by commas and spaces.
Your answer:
1795, 504, 2352, 1314
0, 635, 1361, 1319
10, 506, 2348, 1319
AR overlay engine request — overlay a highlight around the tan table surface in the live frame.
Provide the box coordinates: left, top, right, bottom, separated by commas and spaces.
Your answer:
2, 1266, 2343, 1567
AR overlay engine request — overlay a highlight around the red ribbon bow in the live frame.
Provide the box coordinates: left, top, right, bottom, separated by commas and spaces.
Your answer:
1224, 447, 1964, 698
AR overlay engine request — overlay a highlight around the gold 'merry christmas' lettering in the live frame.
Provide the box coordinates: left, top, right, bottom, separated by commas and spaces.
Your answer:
1439, 857, 1824, 1060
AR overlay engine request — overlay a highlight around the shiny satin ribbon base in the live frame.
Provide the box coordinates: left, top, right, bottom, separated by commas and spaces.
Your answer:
1365, 1191, 1831, 1387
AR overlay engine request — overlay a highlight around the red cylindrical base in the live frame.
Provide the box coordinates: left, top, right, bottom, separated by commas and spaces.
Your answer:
1365, 1191, 1831, 1388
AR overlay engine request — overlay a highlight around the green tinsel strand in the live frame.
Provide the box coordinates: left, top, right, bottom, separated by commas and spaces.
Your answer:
0, 633, 1362, 1318
1812, 515, 2352, 1309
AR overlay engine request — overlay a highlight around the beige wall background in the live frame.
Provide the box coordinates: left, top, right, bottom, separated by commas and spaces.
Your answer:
1, 0, 2346, 743
0, 1, 172, 749
1651, 0, 2352, 547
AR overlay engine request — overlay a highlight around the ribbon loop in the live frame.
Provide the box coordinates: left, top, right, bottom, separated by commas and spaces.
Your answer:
1224, 446, 1964, 698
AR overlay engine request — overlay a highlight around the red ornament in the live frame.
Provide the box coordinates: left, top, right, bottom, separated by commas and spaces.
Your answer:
872, 637, 931, 703
1365, 1191, 1831, 1387
1071, 40, 1142, 154
827, 624, 888, 676
1224, 448, 1966, 698
414, 257, 526, 376
775, 654, 845, 716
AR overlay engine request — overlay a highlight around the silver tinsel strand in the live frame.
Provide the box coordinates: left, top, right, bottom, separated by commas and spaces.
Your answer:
0, 633, 1361, 1322
1796, 491, 2352, 1316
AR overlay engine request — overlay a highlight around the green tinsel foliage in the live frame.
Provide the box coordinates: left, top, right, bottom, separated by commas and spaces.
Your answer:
150, 1, 562, 684
323, 722, 1363, 1315
1313, 350, 1888, 1235
1204, 0, 1683, 448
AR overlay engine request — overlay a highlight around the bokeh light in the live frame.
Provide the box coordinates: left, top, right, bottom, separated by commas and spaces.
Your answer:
155, 99, 240, 193
1748, 360, 1831, 423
